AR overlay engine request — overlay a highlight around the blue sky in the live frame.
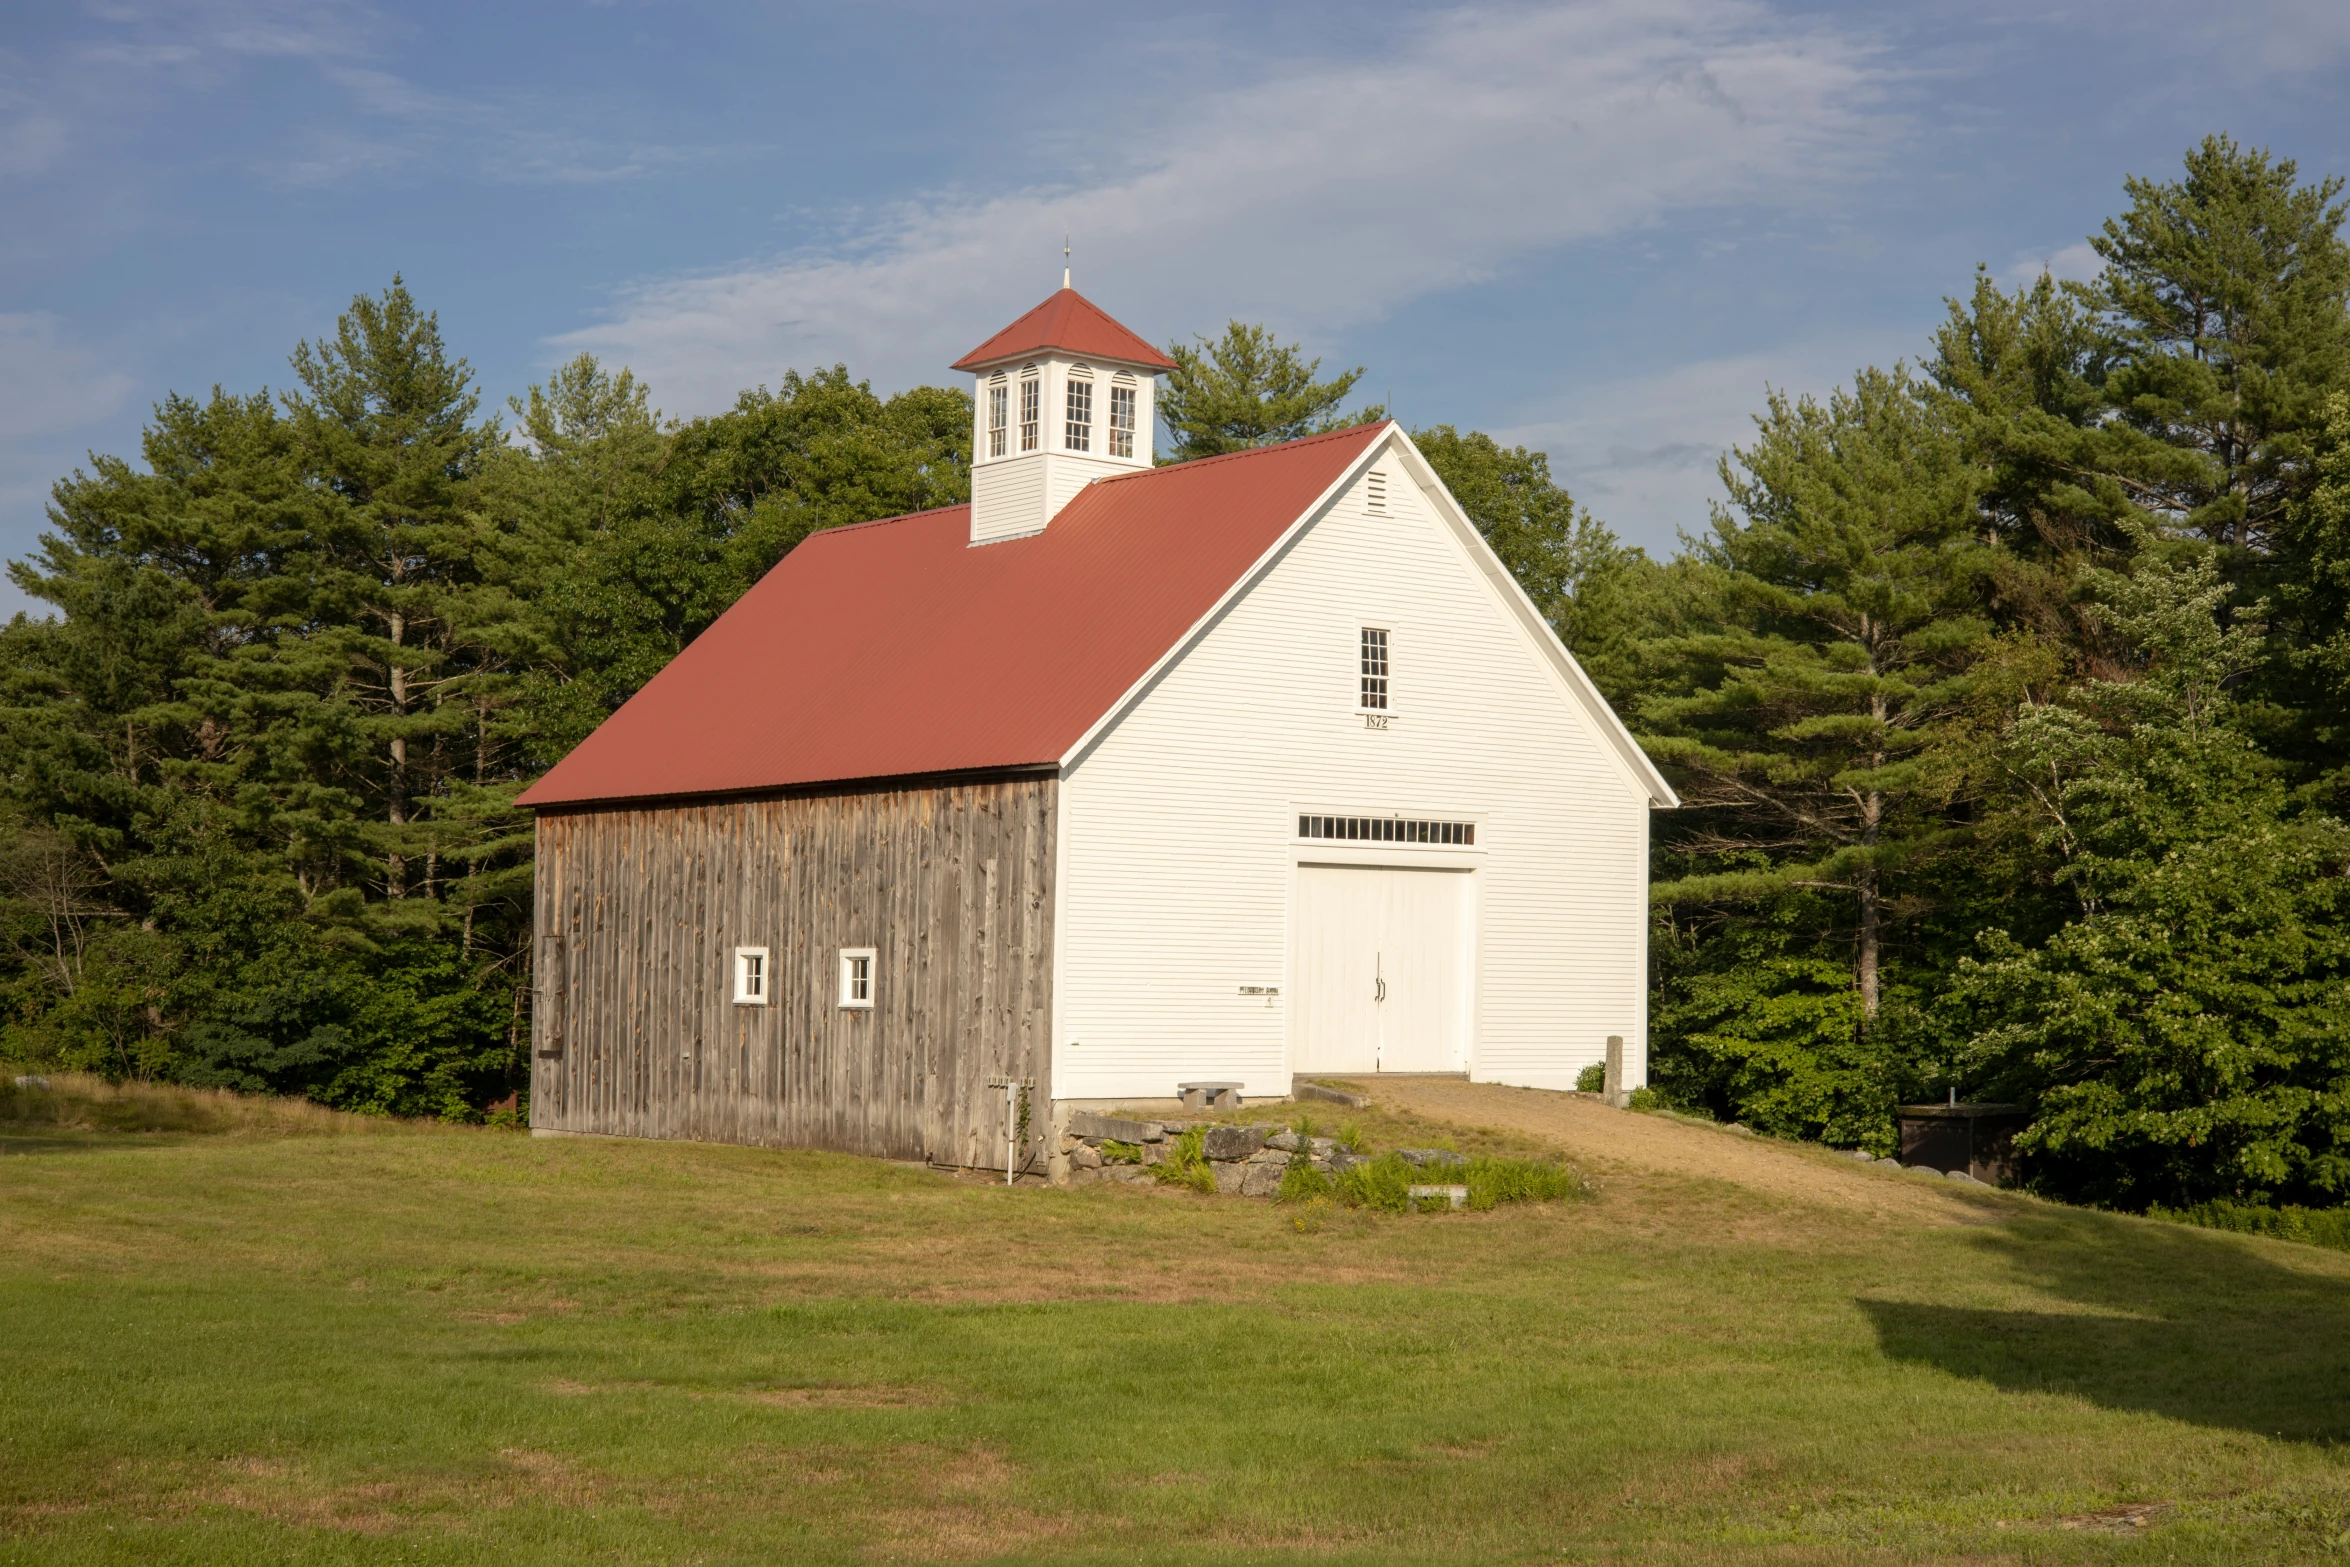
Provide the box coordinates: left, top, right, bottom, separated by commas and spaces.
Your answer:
4, 0, 2348, 618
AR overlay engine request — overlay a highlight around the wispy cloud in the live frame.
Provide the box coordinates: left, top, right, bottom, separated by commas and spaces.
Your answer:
2121, 0, 2350, 82
0, 313, 141, 617
0, 314, 137, 439
1497, 330, 1916, 551
0, 101, 68, 179
258, 64, 725, 189
557, 0, 1901, 411
1, 0, 375, 187
9, 0, 712, 192
2003, 240, 2101, 287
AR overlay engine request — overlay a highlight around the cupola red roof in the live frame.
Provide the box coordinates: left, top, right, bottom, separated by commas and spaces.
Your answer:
950, 287, 1176, 373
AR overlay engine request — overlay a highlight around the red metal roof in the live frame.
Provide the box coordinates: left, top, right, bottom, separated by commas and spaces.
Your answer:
519, 424, 1388, 807
949, 287, 1177, 373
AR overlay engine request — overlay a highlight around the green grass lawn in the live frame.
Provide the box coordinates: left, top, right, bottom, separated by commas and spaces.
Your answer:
4, 1078, 2349, 1564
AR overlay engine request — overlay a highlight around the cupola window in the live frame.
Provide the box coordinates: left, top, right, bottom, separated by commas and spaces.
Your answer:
986, 375, 1008, 459
1018, 368, 1040, 452
1065, 369, 1093, 452
1108, 379, 1137, 459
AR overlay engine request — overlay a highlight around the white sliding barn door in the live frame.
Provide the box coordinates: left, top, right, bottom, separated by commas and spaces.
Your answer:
1293, 866, 1382, 1073
1292, 864, 1471, 1075
1373, 868, 1470, 1072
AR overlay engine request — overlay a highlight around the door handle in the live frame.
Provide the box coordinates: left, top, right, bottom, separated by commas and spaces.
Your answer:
1374, 977, 1386, 1003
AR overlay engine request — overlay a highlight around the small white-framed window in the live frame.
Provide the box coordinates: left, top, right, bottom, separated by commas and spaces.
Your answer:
838, 947, 876, 1010
733, 946, 770, 1006
1108, 382, 1136, 458
1018, 368, 1040, 452
1064, 369, 1093, 452
986, 375, 1008, 459
1360, 627, 1390, 710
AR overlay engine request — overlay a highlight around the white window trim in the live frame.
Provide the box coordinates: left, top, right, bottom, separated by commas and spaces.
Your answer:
1107, 382, 1136, 458
986, 375, 1008, 459
838, 947, 877, 1010
733, 946, 770, 1006
1360, 625, 1391, 711
1064, 367, 1094, 453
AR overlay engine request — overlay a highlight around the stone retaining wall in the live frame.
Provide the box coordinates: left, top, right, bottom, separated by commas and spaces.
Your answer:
1051, 1110, 1466, 1197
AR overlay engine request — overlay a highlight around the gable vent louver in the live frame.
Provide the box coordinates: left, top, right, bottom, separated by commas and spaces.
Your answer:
1367, 471, 1387, 512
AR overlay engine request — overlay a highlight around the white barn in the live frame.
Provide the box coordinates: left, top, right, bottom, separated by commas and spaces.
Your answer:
520, 285, 1674, 1168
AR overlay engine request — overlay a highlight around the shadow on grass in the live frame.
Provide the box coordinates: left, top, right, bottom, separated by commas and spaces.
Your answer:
1863, 1207, 2350, 1444
0, 1130, 198, 1157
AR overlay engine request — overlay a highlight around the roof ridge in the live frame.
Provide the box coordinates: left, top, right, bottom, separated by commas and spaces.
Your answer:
1090, 420, 1393, 488
800, 502, 971, 541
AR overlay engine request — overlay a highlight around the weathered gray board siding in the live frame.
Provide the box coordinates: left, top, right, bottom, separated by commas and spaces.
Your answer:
530, 775, 1055, 1168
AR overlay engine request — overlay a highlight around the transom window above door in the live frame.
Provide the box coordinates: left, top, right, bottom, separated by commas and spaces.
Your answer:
1298, 815, 1474, 845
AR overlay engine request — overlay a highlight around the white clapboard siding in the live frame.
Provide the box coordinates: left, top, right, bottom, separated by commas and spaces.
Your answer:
1054, 428, 1658, 1099
968, 352, 1158, 544
969, 451, 1051, 545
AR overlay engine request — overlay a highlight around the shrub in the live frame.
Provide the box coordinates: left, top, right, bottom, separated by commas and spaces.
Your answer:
2151, 1199, 2350, 1253
1576, 1062, 1606, 1093
1628, 1087, 1664, 1111
0, 1071, 358, 1137
1151, 1126, 1217, 1194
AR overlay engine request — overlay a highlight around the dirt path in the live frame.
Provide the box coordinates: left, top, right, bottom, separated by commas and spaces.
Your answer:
1357, 1078, 2010, 1226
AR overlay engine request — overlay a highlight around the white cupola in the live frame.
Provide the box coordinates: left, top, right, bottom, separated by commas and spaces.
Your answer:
951, 283, 1174, 546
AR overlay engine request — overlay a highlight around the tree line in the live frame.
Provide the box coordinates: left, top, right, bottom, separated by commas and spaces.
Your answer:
4, 136, 2346, 1212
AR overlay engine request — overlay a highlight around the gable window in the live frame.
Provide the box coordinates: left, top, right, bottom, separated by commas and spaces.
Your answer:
1018, 369, 1040, 452
838, 947, 876, 1010
1360, 627, 1390, 710
1367, 470, 1388, 512
986, 376, 1008, 458
1064, 371, 1093, 452
1108, 381, 1137, 458
733, 946, 770, 1006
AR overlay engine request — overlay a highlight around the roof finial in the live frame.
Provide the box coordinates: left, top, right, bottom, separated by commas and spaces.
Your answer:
1062, 235, 1071, 290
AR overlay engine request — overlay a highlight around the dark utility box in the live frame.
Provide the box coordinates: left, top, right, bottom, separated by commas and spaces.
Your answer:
1896, 1103, 2027, 1186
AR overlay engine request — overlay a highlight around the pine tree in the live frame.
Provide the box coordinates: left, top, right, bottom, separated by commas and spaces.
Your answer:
2094, 136, 2350, 558
283, 278, 501, 905
1157, 323, 1384, 461
1928, 270, 2143, 671
2279, 393, 2350, 739
1643, 369, 1994, 1021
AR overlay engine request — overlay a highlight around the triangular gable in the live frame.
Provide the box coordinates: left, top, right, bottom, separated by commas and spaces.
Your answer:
1059, 424, 1678, 809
